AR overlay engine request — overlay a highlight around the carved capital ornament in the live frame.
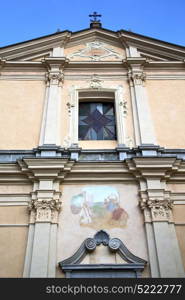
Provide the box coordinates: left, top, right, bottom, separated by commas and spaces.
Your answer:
128, 72, 146, 86
45, 71, 64, 86
140, 198, 173, 222
28, 198, 62, 223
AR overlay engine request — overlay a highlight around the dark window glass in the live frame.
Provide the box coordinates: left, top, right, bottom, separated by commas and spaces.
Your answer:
79, 102, 117, 140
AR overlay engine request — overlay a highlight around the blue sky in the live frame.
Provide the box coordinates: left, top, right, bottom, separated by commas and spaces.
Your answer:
0, 0, 185, 47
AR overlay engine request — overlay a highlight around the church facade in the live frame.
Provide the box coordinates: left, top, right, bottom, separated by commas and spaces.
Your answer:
0, 17, 185, 278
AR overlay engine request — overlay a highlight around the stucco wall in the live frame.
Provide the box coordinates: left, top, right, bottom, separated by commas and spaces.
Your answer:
0, 80, 45, 149
0, 206, 29, 224
0, 227, 28, 277
147, 80, 185, 148
0, 205, 28, 277
175, 225, 185, 270
173, 205, 185, 269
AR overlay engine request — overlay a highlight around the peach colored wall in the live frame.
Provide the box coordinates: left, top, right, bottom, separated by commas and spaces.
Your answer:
147, 80, 185, 148
0, 80, 45, 149
0, 206, 29, 224
0, 204, 29, 277
0, 227, 28, 277
173, 205, 185, 224
175, 226, 185, 269
173, 204, 185, 269
167, 183, 185, 193
0, 184, 32, 194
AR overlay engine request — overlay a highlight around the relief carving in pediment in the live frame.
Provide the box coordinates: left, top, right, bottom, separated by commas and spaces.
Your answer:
67, 41, 124, 61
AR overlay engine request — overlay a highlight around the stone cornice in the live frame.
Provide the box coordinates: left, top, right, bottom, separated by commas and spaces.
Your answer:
42, 57, 69, 69
0, 31, 71, 60
1, 27, 185, 66
1, 59, 184, 74
124, 57, 148, 66
18, 158, 74, 180
62, 161, 135, 182
118, 30, 185, 57
126, 157, 181, 179
0, 155, 185, 184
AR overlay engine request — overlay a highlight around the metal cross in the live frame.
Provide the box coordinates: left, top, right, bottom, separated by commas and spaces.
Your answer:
89, 11, 102, 22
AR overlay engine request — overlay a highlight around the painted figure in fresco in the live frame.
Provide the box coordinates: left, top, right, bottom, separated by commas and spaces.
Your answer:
79, 191, 93, 224
104, 193, 128, 227
70, 186, 129, 229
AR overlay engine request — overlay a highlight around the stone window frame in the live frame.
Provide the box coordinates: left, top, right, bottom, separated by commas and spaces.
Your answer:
68, 85, 127, 147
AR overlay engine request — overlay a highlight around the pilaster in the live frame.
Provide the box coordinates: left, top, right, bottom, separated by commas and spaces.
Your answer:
19, 158, 74, 277
126, 58, 156, 145
126, 157, 184, 277
39, 57, 69, 148
115, 85, 127, 146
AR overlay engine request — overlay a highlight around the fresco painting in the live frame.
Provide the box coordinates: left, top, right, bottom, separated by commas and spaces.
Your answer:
70, 186, 129, 229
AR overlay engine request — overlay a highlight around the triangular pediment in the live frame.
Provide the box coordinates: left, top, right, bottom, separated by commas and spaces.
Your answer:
0, 30, 70, 61
0, 27, 184, 62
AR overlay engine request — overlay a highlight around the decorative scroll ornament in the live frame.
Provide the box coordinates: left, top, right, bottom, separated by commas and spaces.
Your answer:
94, 230, 110, 245
85, 238, 97, 252
59, 230, 147, 268
66, 102, 75, 115
67, 85, 76, 114
117, 85, 128, 117
28, 198, 62, 223
109, 238, 121, 252
89, 74, 103, 89
45, 71, 64, 86
68, 41, 122, 61
128, 72, 146, 86
119, 99, 127, 117
140, 198, 173, 222
63, 135, 72, 148
126, 136, 133, 148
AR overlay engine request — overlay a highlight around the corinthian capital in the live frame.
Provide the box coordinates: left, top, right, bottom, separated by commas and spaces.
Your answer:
45, 71, 64, 86
128, 72, 146, 86
140, 198, 173, 222
28, 198, 62, 223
